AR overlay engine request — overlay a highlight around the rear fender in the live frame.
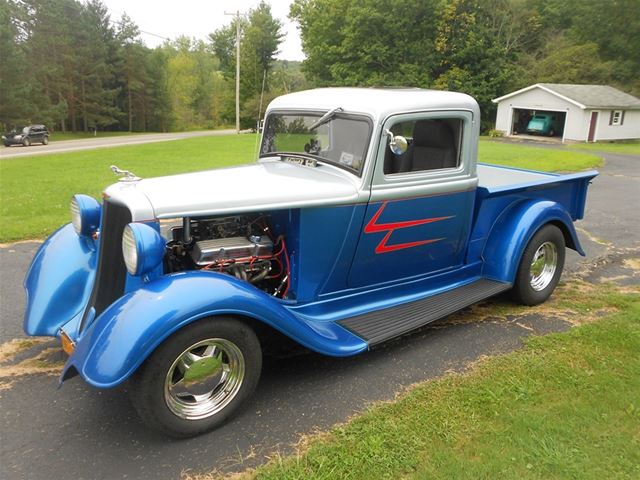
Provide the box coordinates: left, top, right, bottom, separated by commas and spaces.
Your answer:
24, 224, 97, 336
482, 200, 583, 283
65, 271, 367, 388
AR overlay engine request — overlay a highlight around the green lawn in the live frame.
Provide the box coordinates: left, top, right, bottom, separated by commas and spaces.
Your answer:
567, 141, 640, 156
47, 131, 154, 142
0, 134, 259, 242
242, 283, 640, 480
479, 139, 603, 172
0, 135, 601, 242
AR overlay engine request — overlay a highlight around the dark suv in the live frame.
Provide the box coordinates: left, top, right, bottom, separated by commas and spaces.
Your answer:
2, 125, 49, 147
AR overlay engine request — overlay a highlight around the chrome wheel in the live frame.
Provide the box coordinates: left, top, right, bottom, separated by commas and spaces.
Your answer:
529, 241, 558, 291
164, 338, 245, 420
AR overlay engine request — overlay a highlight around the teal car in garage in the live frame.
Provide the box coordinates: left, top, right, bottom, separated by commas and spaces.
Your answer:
526, 113, 562, 136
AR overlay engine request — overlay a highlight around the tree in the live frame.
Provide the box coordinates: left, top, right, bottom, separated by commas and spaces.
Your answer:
0, 1, 34, 129
208, 2, 282, 127
289, 0, 441, 87
75, 0, 120, 131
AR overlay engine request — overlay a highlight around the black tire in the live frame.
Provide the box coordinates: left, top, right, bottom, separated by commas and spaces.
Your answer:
42, 135, 49, 145
3, 142, 9, 147
549, 128, 556, 137
129, 317, 262, 438
511, 224, 565, 306
22, 137, 31, 146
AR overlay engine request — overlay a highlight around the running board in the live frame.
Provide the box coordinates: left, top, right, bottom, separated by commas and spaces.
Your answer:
338, 279, 511, 346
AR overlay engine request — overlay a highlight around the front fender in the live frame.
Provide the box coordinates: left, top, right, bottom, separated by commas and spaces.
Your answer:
66, 271, 367, 388
482, 200, 583, 283
24, 224, 97, 336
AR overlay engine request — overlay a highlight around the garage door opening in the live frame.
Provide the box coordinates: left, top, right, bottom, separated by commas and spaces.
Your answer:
511, 109, 567, 139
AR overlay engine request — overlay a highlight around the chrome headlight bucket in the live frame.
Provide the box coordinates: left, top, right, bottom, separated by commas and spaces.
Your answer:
70, 194, 101, 236
122, 223, 165, 276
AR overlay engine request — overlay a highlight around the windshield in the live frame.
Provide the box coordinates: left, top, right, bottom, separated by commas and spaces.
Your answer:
260, 112, 372, 174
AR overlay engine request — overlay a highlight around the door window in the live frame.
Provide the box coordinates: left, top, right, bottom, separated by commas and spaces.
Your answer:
384, 118, 463, 175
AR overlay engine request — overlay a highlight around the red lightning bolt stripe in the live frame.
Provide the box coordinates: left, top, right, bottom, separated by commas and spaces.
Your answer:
364, 201, 453, 254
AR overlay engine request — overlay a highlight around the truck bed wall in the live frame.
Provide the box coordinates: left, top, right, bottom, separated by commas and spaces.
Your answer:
467, 171, 594, 265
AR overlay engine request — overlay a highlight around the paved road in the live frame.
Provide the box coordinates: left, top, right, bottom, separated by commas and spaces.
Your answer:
0, 130, 237, 159
0, 151, 638, 479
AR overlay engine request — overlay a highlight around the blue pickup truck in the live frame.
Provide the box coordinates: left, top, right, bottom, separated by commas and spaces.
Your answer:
24, 88, 597, 437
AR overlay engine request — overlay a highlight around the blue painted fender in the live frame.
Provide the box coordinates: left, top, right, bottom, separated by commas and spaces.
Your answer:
65, 271, 368, 388
24, 224, 97, 336
481, 200, 583, 283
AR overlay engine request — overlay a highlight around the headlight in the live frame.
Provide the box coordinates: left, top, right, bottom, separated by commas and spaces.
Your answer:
122, 223, 165, 276
70, 194, 101, 236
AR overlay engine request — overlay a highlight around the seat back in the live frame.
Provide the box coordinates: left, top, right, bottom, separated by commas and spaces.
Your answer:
410, 120, 457, 171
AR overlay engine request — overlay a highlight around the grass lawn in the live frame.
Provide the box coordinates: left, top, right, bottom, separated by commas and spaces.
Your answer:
479, 139, 603, 172
47, 131, 154, 142
230, 283, 639, 480
567, 141, 640, 156
1, 135, 600, 242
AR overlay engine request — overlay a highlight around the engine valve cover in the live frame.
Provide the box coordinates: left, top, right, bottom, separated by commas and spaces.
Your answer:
191, 236, 273, 266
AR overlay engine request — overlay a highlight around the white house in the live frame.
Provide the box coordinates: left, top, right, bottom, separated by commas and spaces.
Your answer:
493, 84, 640, 142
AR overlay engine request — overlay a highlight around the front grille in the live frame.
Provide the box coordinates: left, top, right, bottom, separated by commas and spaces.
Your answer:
79, 199, 131, 332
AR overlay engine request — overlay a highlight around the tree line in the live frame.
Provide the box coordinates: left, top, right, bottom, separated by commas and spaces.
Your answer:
291, 0, 640, 130
2, 0, 638, 133
1, 0, 304, 132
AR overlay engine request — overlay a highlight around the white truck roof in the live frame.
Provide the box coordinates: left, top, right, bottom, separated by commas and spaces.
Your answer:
266, 87, 480, 123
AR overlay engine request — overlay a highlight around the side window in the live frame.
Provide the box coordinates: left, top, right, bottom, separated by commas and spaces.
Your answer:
383, 118, 462, 175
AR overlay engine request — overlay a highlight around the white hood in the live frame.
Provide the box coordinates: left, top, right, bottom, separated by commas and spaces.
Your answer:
104, 158, 362, 220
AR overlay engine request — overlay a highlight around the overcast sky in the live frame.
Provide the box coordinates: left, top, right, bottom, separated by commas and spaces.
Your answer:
100, 0, 305, 61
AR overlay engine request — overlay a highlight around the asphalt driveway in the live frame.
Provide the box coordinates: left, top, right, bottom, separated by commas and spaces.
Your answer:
0, 149, 638, 479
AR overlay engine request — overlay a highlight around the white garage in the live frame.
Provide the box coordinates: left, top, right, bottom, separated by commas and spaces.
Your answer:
493, 84, 640, 143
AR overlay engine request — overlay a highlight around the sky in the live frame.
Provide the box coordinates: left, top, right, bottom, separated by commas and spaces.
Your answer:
100, 0, 305, 61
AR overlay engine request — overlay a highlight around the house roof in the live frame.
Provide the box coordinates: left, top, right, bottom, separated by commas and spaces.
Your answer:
492, 83, 640, 109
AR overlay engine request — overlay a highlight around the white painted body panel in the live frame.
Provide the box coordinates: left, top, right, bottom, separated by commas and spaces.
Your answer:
104, 158, 361, 220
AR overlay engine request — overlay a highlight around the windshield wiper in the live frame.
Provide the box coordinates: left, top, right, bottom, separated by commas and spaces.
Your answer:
308, 107, 343, 131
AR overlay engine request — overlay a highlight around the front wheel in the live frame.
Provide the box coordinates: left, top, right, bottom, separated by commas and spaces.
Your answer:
129, 317, 262, 438
22, 137, 31, 146
511, 224, 565, 306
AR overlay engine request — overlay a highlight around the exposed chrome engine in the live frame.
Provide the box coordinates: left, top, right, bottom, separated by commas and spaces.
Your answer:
165, 214, 290, 298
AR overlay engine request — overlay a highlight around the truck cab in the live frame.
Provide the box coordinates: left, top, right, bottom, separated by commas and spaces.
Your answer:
23, 88, 597, 437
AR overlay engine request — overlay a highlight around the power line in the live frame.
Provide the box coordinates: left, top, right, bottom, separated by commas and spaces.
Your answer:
109, 17, 170, 42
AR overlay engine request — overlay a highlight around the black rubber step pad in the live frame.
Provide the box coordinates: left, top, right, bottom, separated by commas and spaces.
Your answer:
338, 279, 511, 345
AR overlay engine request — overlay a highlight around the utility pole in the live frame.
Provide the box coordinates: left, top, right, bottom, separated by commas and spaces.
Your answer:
224, 10, 242, 134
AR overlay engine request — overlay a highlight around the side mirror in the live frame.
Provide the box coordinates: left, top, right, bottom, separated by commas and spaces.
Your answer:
385, 129, 408, 155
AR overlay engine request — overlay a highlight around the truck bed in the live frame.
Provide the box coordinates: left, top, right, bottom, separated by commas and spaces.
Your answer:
477, 164, 598, 211
477, 163, 553, 188
468, 163, 598, 266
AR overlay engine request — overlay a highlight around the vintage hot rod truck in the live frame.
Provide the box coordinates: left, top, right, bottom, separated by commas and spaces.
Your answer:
24, 88, 597, 437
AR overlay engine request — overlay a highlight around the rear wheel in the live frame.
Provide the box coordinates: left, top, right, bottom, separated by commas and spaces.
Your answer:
511, 224, 565, 306
42, 135, 49, 145
129, 317, 262, 438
